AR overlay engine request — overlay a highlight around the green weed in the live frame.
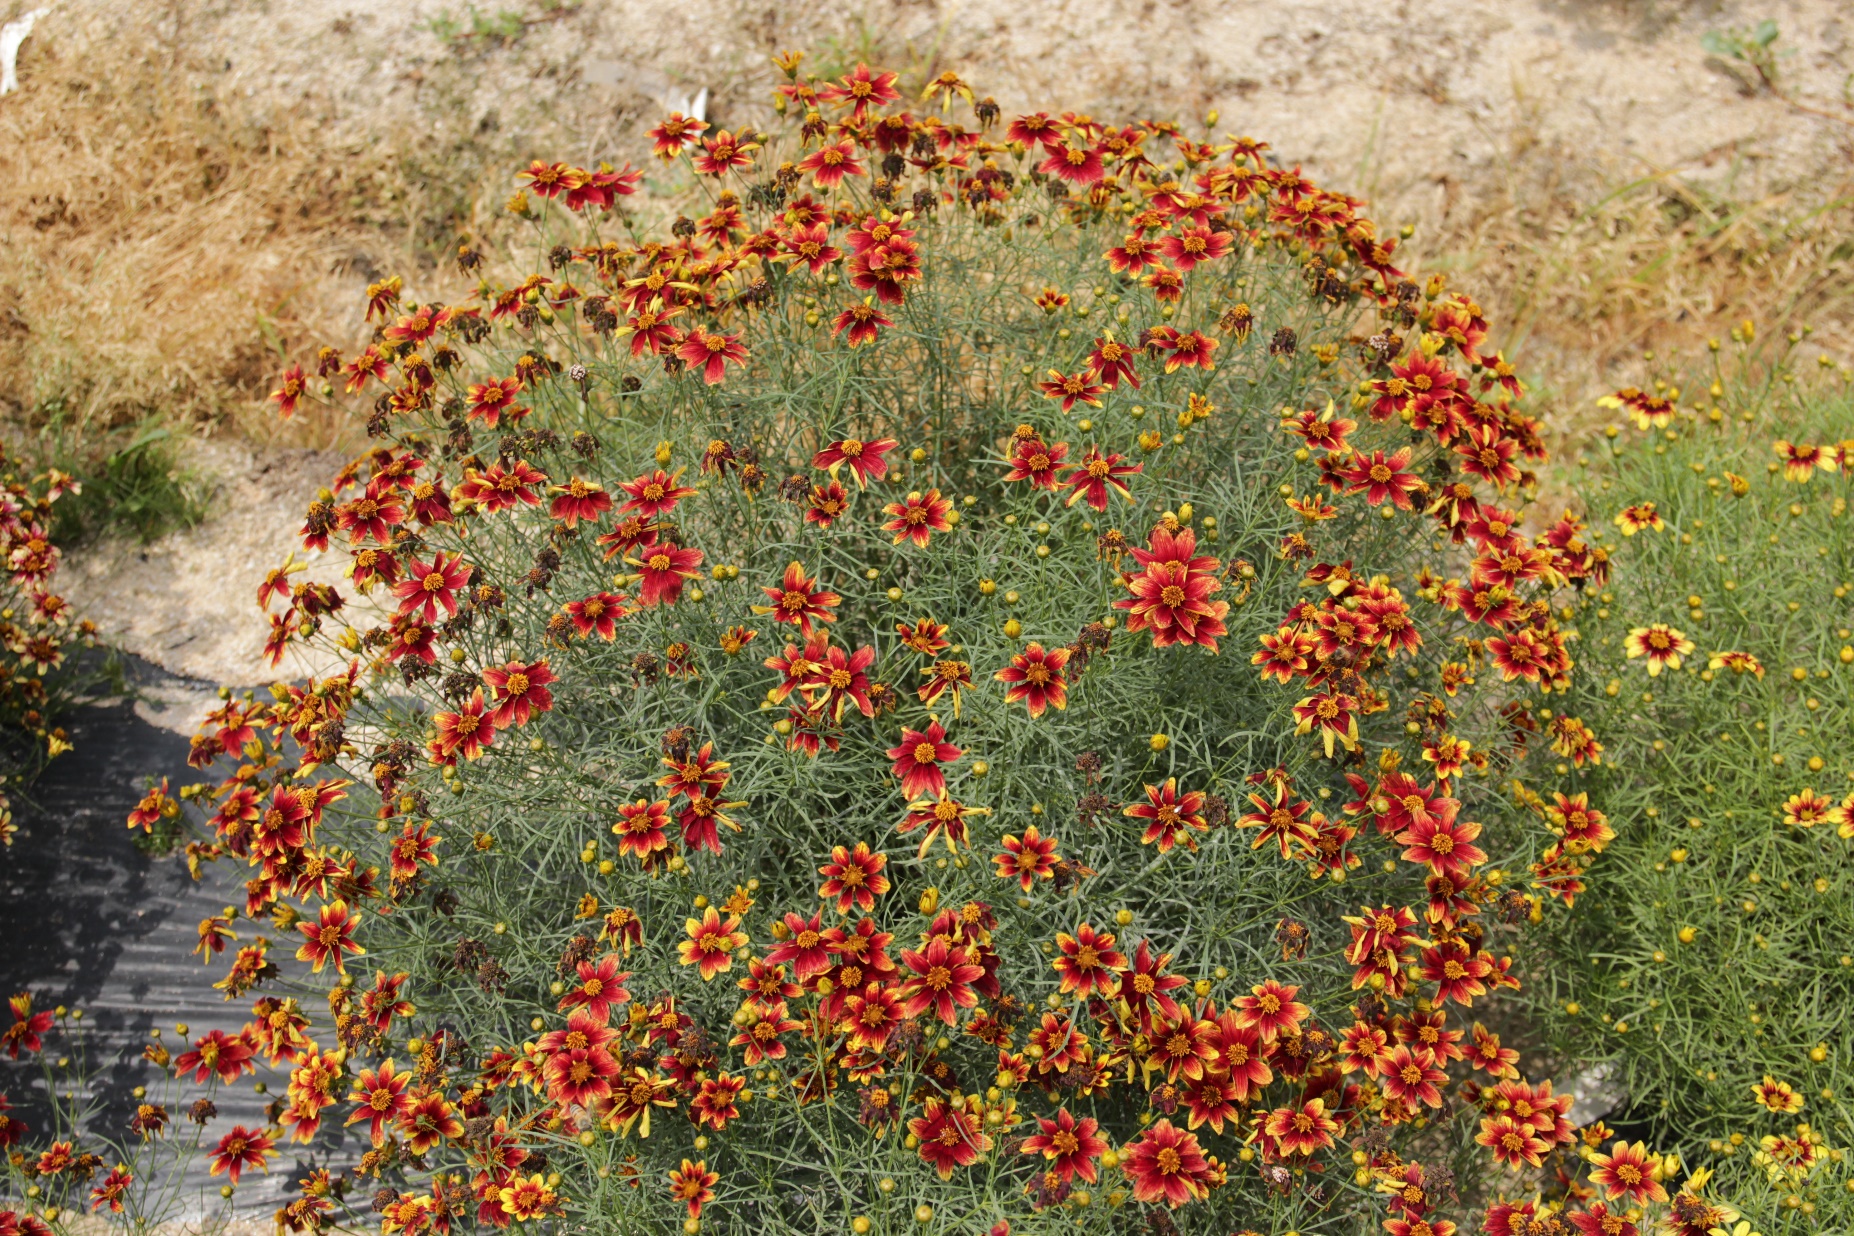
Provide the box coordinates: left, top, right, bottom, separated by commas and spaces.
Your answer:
1526, 338, 1854, 1230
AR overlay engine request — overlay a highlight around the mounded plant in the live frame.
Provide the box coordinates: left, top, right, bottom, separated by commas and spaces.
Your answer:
1, 55, 1712, 1236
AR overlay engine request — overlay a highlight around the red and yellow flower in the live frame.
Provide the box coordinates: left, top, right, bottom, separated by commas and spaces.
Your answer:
817, 841, 889, 914
993, 825, 1059, 891
813, 436, 897, 487
295, 900, 364, 975
994, 642, 1071, 717
207, 1125, 275, 1183
1125, 778, 1208, 852
887, 721, 962, 800
1061, 447, 1142, 511
1587, 1140, 1668, 1205
346, 1058, 412, 1147
667, 1159, 718, 1219
1120, 1119, 1211, 1208
897, 937, 984, 1024
677, 908, 748, 981
881, 488, 953, 547
1114, 525, 1229, 651
1050, 923, 1126, 997
627, 540, 704, 607
753, 561, 841, 633
906, 1095, 992, 1179
1261, 1097, 1338, 1158
1021, 1106, 1108, 1184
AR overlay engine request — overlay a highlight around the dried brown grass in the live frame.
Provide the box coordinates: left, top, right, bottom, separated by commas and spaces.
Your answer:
0, 24, 341, 440
1419, 151, 1854, 438
0, 9, 543, 457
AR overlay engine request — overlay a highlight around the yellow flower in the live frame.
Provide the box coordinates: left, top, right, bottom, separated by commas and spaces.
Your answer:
1624, 624, 1694, 675
1742, 1074, 1802, 1119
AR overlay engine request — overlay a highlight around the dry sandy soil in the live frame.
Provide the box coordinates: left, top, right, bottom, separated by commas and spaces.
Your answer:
17, 0, 1852, 712
70, 0, 1848, 216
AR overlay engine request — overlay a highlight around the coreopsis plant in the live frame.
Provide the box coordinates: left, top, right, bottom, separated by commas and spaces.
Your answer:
1525, 345, 1854, 1233
0, 997, 223, 1232
109, 55, 1639, 1236
0, 447, 96, 843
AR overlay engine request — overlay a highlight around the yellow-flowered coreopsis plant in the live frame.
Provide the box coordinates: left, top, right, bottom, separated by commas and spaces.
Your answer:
1526, 339, 1854, 1234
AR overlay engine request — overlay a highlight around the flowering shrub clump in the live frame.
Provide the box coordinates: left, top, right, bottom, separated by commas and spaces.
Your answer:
0, 999, 222, 1232
47, 55, 1711, 1236
0, 448, 95, 842
1526, 344, 1854, 1233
